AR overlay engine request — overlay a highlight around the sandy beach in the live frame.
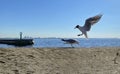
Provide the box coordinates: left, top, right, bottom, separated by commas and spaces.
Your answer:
0, 47, 120, 74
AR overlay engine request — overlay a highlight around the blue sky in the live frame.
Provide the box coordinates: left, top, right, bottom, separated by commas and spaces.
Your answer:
0, 0, 120, 38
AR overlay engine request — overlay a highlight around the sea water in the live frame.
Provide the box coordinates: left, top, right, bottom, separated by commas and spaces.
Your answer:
0, 38, 120, 48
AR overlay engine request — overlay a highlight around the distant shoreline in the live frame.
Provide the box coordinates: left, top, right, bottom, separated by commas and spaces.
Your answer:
0, 37, 120, 39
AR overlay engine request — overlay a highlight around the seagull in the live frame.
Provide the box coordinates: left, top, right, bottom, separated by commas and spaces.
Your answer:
61, 39, 79, 48
74, 14, 103, 38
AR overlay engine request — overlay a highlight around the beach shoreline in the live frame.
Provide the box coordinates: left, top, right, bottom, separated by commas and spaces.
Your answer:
0, 47, 120, 74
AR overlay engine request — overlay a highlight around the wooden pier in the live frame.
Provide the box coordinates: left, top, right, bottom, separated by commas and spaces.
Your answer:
0, 39, 34, 46
0, 32, 34, 46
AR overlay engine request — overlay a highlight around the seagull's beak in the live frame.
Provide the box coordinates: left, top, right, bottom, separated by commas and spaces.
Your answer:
74, 27, 77, 29
74, 25, 79, 29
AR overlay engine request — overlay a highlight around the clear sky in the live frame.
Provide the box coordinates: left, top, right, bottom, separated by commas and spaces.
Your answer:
0, 0, 120, 38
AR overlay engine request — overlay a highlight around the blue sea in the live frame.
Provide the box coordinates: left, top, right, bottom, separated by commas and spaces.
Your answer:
0, 38, 120, 48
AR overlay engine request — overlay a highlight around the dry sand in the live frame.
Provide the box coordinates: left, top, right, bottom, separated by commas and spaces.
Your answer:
0, 47, 120, 74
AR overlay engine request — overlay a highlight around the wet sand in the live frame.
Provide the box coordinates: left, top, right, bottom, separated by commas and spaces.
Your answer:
0, 47, 120, 74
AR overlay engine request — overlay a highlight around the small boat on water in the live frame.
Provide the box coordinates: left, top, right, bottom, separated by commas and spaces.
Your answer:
0, 32, 34, 46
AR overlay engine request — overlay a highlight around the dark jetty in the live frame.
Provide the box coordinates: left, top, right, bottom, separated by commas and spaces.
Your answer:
0, 32, 34, 46
0, 39, 34, 46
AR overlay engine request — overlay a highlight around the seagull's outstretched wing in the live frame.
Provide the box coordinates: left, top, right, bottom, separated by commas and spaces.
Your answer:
83, 14, 102, 31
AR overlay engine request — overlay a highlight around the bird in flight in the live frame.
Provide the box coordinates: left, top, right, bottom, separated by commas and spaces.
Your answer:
74, 14, 103, 38
61, 39, 79, 48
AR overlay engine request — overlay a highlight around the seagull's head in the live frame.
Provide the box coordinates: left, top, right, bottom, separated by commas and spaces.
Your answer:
74, 25, 80, 29
61, 39, 65, 41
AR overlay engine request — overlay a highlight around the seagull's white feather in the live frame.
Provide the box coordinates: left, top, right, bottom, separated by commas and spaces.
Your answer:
75, 14, 103, 38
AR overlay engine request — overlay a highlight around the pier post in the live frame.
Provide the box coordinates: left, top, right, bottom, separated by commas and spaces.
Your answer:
20, 32, 22, 40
